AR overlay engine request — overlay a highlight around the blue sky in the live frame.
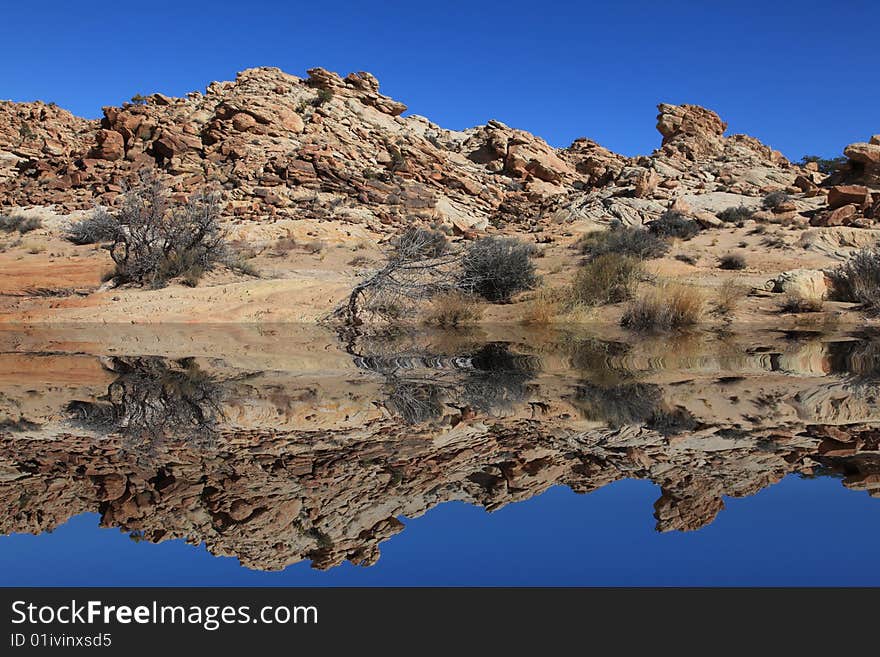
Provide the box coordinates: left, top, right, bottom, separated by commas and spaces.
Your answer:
1, 1, 878, 158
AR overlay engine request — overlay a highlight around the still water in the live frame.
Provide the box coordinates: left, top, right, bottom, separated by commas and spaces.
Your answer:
1, 324, 879, 585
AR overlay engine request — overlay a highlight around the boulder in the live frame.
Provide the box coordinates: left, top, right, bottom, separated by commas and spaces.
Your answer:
90, 129, 125, 161
827, 185, 871, 210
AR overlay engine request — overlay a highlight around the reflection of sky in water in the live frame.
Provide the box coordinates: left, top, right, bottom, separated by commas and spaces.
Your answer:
2, 476, 879, 586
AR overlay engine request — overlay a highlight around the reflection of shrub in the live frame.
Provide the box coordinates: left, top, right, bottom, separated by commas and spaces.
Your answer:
64, 209, 119, 245
570, 253, 642, 306
648, 211, 700, 240
576, 226, 669, 260
621, 283, 704, 332
65, 356, 225, 450
422, 291, 483, 327
829, 249, 880, 312
780, 293, 823, 313
573, 382, 661, 427
573, 381, 696, 434
385, 380, 446, 425
461, 236, 537, 302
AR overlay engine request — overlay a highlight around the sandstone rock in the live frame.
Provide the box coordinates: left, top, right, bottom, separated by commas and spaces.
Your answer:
90, 129, 125, 161
768, 269, 830, 299
827, 184, 872, 209
845, 142, 880, 166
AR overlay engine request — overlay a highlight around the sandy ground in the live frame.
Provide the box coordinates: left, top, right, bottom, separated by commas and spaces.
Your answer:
0, 207, 875, 330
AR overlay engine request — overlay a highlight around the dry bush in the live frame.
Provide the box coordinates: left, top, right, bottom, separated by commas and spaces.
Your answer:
302, 239, 325, 254
421, 291, 483, 328
108, 169, 226, 288
65, 209, 119, 245
829, 248, 880, 312
762, 191, 790, 210
621, 283, 704, 331
576, 226, 669, 260
570, 253, 642, 306
0, 214, 41, 234
717, 205, 755, 223
647, 211, 701, 240
718, 253, 747, 270
780, 292, 824, 313
714, 279, 748, 316
521, 287, 564, 325
460, 236, 537, 302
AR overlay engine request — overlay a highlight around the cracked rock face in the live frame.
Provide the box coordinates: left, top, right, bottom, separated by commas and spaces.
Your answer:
2, 329, 879, 572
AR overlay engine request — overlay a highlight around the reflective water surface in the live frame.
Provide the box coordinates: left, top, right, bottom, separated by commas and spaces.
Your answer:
1, 324, 880, 585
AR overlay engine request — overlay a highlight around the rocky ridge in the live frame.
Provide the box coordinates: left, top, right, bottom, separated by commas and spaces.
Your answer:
2, 66, 875, 237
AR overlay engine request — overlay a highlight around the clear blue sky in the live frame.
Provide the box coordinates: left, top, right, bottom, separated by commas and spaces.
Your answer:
1, 1, 877, 159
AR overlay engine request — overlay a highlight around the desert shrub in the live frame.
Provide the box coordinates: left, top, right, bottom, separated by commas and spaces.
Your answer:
714, 279, 748, 316
717, 205, 755, 223
647, 211, 700, 240
718, 253, 747, 270
621, 283, 704, 332
521, 288, 562, 325
576, 226, 669, 260
762, 191, 790, 210
0, 214, 41, 234
395, 227, 447, 258
675, 253, 697, 265
570, 253, 642, 306
780, 294, 823, 313
302, 239, 325, 254
65, 209, 119, 245
829, 249, 880, 311
421, 291, 483, 327
107, 170, 226, 288
460, 236, 537, 302
314, 88, 334, 106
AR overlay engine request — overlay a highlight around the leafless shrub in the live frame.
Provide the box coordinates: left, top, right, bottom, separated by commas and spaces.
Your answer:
108, 169, 226, 288
719, 253, 747, 270
64, 208, 119, 245
338, 227, 458, 325
0, 214, 41, 234
829, 248, 880, 312
460, 236, 537, 302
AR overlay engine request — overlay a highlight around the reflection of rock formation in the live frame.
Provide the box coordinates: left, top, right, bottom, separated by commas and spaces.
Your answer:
2, 332, 880, 572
